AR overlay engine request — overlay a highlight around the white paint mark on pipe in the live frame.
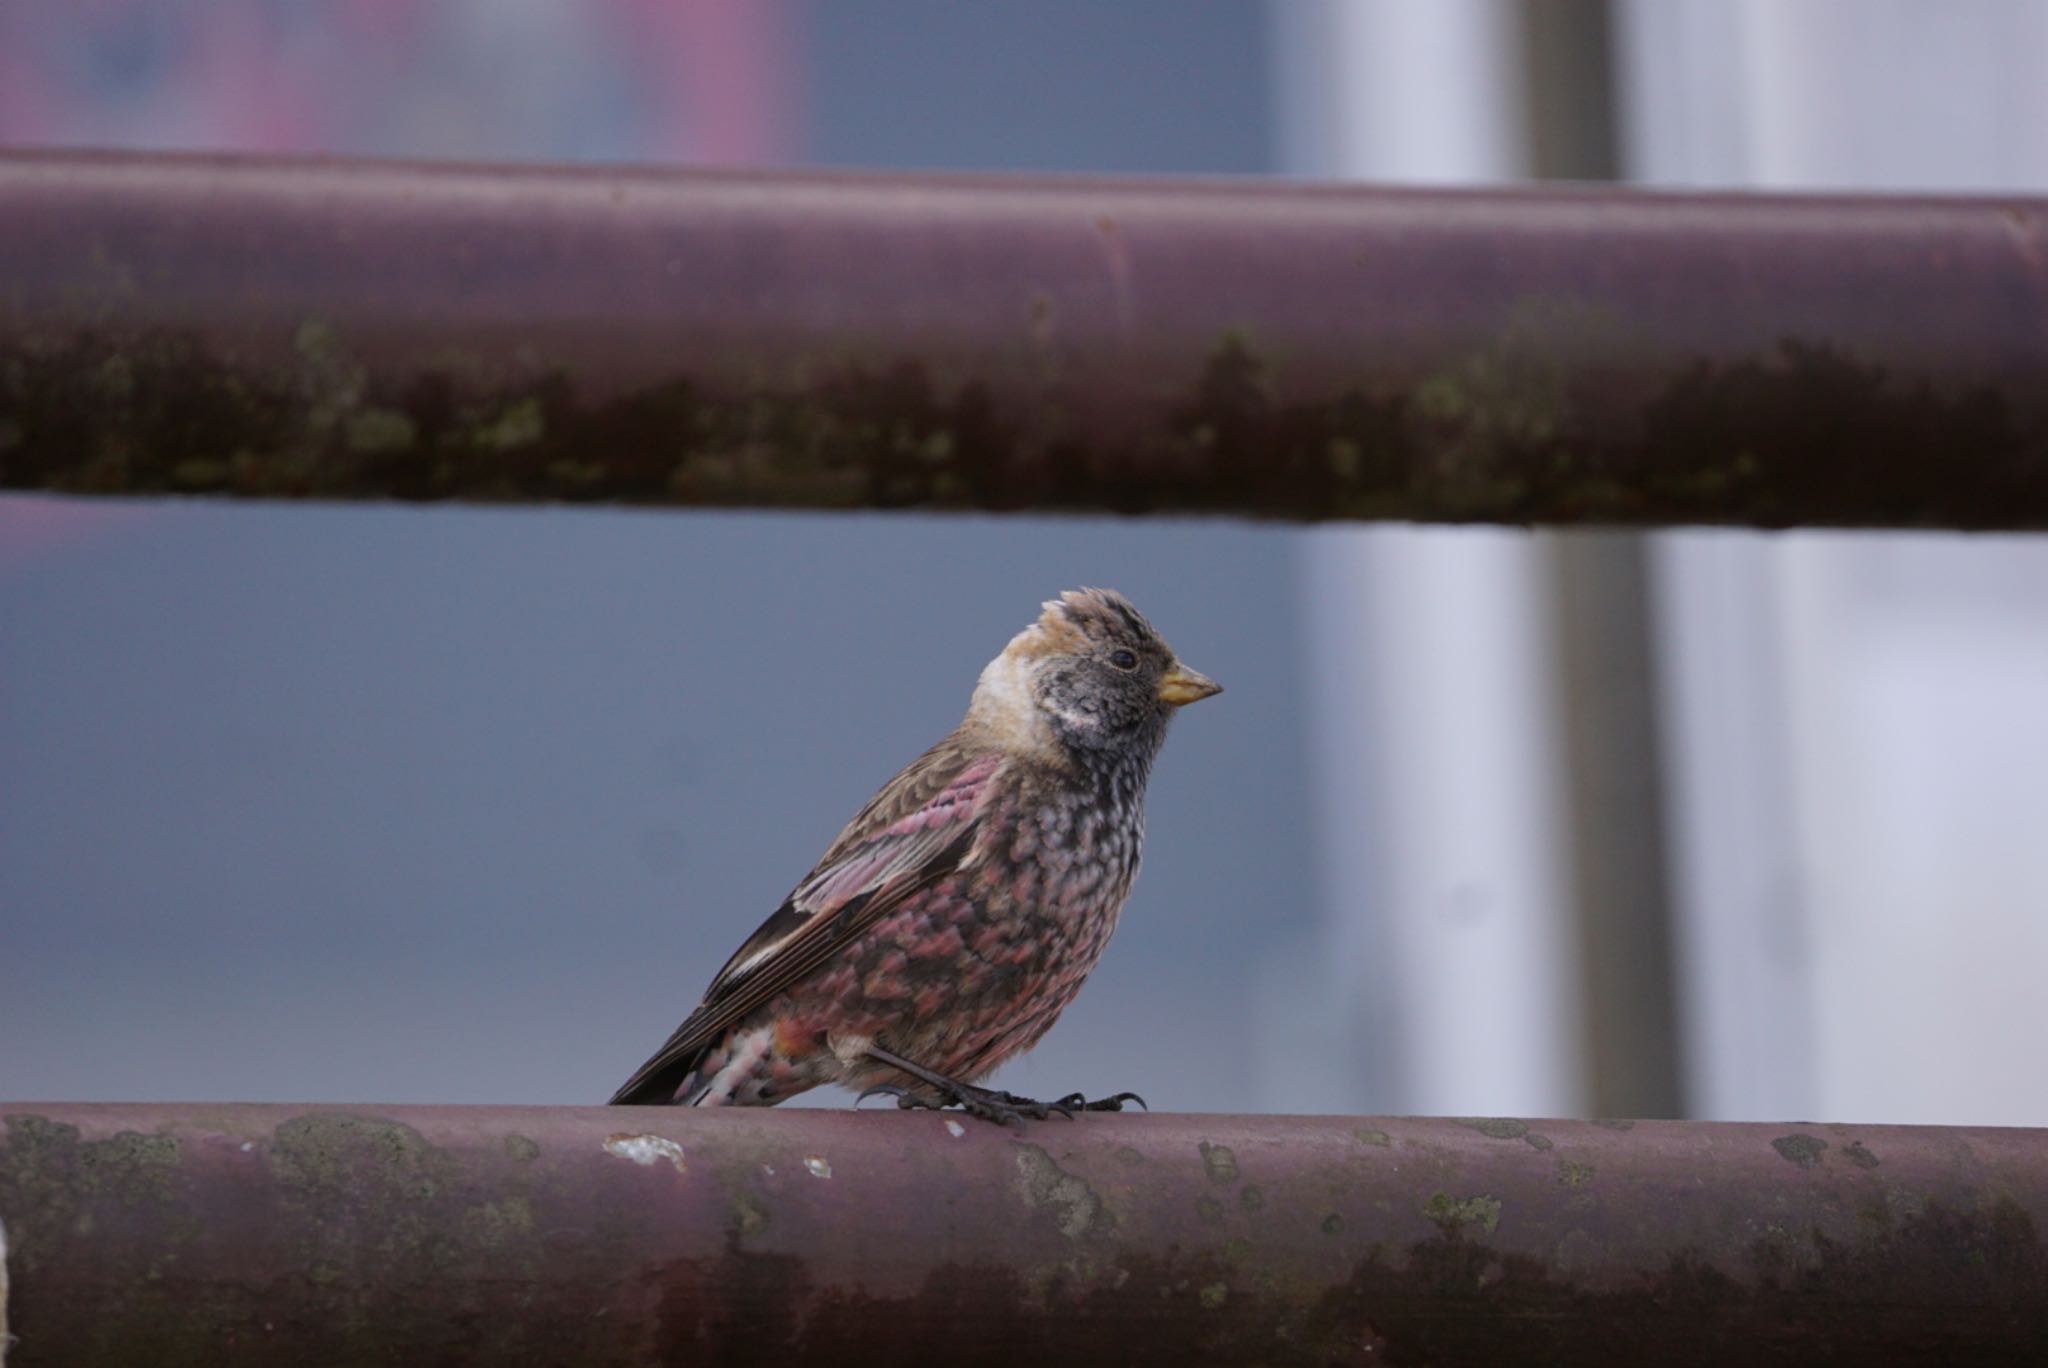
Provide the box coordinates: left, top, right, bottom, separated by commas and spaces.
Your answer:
603, 1133, 686, 1174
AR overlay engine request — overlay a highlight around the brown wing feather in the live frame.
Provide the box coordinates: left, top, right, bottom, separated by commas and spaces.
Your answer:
608, 738, 998, 1105
707, 737, 986, 1001
817, 732, 987, 865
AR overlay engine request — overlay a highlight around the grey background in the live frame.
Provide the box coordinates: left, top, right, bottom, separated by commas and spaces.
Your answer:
0, 2, 1329, 1112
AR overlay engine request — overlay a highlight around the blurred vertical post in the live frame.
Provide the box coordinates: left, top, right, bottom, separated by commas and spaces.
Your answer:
1275, 0, 1586, 1118
1611, 0, 1819, 1125
1616, 0, 2048, 1128
1524, 1, 1685, 1119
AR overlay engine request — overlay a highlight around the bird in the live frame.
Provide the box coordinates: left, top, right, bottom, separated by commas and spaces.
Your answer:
609, 587, 1222, 1124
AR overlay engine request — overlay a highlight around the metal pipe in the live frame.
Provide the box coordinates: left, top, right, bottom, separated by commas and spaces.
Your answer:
2, 1104, 2044, 1364
3, 149, 2047, 527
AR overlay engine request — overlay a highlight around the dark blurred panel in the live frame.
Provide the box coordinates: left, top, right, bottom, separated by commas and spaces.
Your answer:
1524, 0, 1685, 1117
1523, 0, 1620, 181
803, 0, 1273, 173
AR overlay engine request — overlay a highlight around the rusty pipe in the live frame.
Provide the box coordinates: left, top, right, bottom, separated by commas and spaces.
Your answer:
2, 150, 2047, 527
1, 1104, 2044, 1365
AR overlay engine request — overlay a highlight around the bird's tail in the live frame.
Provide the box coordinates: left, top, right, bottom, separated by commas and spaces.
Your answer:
606, 1049, 708, 1106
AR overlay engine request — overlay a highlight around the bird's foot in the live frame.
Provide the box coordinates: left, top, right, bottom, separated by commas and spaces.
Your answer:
854, 1081, 1073, 1126
949, 1085, 1033, 1127
1052, 1090, 1148, 1113
977, 1088, 1079, 1121
855, 1043, 1083, 1125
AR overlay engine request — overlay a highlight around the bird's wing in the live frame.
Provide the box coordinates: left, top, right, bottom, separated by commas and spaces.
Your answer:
608, 744, 1002, 1105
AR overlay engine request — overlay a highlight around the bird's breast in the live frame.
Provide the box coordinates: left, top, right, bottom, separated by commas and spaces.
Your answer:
994, 788, 1143, 945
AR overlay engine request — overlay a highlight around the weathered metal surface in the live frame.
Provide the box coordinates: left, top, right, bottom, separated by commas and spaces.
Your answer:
3, 149, 2047, 527
1, 1105, 2044, 1365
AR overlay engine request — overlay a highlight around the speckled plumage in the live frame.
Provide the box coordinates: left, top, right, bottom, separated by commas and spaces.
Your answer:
609, 588, 1221, 1118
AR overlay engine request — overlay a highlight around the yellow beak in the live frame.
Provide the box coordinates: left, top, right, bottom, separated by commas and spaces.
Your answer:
1157, 661, 1224, 707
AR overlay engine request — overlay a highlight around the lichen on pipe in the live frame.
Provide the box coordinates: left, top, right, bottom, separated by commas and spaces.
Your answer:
3, 150, 2047, 527
1, 1104, 2046, 1365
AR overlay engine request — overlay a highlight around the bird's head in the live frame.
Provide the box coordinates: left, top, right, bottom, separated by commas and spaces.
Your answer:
968, 588, 1221, 758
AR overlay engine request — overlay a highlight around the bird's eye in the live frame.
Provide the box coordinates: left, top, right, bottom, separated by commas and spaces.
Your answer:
1109, 649, 1139, 670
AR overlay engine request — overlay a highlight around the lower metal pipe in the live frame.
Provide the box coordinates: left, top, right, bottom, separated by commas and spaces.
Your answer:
1, 1104, 2043, 1365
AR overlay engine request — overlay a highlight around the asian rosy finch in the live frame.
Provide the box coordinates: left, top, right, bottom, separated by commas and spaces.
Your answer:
610, 588, 1221, 1124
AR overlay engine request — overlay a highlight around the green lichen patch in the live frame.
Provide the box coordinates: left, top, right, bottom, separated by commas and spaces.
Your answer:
458, 1196, 535, 1246
1353, 1128, 1392, 1148
345, 407, 417, 454
1313, 1192, 2048, 1365
469, 396, 546, 452
1198, 1141, 1239, 1185
1015, 1144, 1113, 1241
267, 1112, 476, 1297
9, 314, 2042, 528
77, 1131, 179, 1203
1422, 1192, 1503, 1237
1557, 1160, 1596, 1190
1452, 1117, 1529, 1141
270, 1113, 454, 1203
0, 1115, 181, 1208
730, 1188, 772, 1239
0, 1115, 190, 1285
1772, 1134, 1829, 1169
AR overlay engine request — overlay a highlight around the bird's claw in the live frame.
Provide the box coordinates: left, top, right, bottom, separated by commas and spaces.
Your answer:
1052, 1090, 1148, 1113
855, 1083, 913, 1109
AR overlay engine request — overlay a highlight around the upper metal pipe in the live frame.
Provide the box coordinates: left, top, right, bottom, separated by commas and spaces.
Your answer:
3, 149, 2046, 526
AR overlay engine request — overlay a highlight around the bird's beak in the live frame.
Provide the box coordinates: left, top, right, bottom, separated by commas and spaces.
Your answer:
1157, 661, 1223, 708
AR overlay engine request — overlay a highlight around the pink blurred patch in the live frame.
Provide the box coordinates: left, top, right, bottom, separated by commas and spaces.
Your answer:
628, 0, 803, 164
0, 498, 157, 574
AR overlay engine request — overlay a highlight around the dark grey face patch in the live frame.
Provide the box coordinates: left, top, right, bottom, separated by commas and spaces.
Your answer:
1037, 657, 1173, 761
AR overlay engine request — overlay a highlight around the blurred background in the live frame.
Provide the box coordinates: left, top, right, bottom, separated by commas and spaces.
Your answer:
4, 0, 2046, 1126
